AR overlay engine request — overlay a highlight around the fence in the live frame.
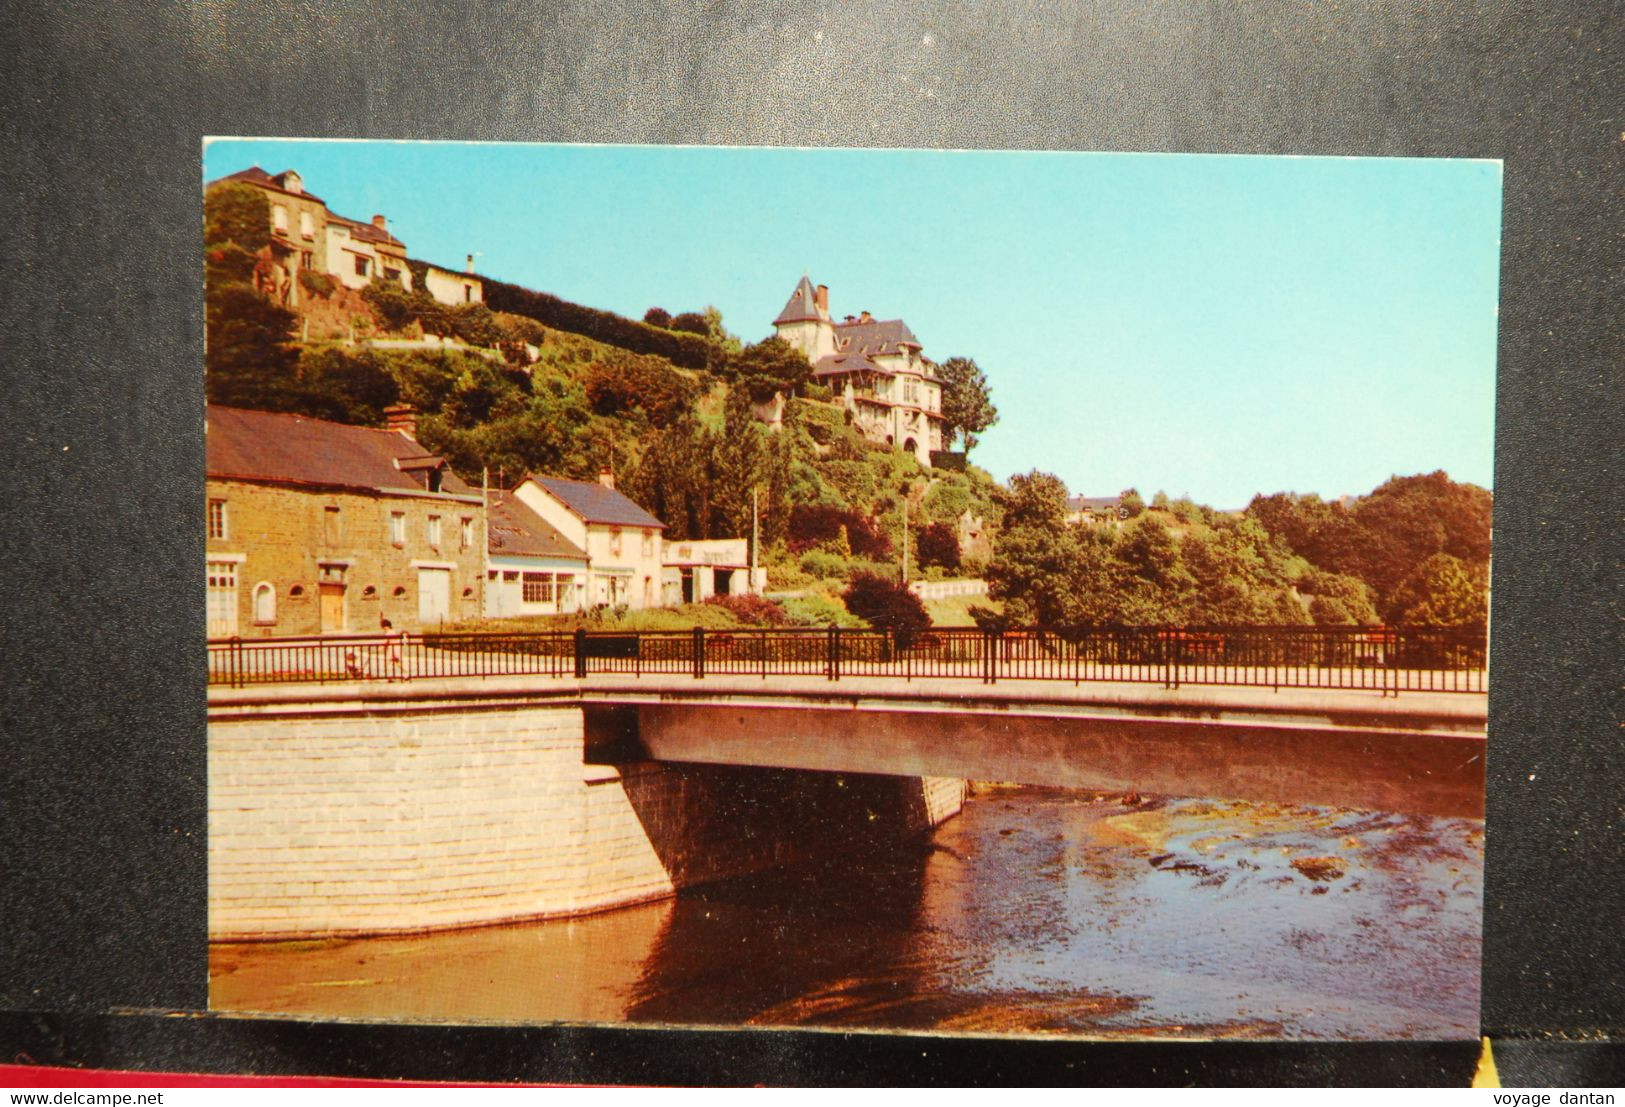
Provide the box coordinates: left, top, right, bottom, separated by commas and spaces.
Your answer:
207, 624, 1486, 695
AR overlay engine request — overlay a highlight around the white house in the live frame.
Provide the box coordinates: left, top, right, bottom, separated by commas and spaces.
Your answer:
484, 492, 590, 618
773, 276, 946, 466
424, 258, 485, 306
511, 474, 666, 609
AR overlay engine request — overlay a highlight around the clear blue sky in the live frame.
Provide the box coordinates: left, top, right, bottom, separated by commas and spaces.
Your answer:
204, 140, 1501, 508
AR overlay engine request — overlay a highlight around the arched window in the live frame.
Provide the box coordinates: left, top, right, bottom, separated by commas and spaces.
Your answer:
253, 582, 276, 625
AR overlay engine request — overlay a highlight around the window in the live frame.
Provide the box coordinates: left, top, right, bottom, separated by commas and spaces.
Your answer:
609, 527, 622, 557
299, 249, 314, 269
641, 529, 654, 558
389, 511, 405, 547
252, 582, 276, 625
464, 284, 473, 302
272, 205, 288, 235
522, 572, 554, 604
324, 506, 341, 546
426, 514, 442, 549
206, 561, 238, 637
299, 211, 315, 240
207, 499, 227, 540
460, 516, 474, 551
384, 267, 401, 283
354, 255, 370, 278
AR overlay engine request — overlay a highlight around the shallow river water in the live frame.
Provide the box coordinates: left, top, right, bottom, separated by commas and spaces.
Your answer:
210, 789, 1482, 1038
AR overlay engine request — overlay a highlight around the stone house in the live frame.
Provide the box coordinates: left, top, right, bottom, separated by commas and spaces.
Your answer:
484, 491, 590, 618
207, 166, 415, 303
512, 474, 667, 610
206, 404, 484, 637
773, 276, 946, 466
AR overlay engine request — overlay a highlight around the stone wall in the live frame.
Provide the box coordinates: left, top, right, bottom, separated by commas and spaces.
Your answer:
209, 700, 964, 940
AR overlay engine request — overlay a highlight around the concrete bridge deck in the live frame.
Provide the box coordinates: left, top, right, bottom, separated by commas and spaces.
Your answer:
210, 671, 1486, 818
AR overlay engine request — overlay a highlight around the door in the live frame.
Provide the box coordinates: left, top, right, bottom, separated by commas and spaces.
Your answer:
318, 582, 346, 633
418, 568, 450, 626
206, 561, 238, 637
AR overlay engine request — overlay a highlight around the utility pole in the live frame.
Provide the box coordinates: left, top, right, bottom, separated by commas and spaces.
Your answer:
901, 497, 910, 584
751, 486, 760, 594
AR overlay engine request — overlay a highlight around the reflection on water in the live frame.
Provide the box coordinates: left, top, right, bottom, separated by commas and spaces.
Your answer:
211, 789, 1482, 1038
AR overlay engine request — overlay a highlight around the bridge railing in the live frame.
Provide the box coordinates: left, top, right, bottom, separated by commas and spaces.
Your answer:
208, 624, 1486, 695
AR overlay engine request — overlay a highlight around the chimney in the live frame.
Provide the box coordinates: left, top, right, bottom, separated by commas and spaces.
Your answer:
384, 403, 418, 440
466, 253, 475, 274
859, 310, 873, 323
815, 284, 829, 316
372, 214, 387, 230
598, 467, 615, 490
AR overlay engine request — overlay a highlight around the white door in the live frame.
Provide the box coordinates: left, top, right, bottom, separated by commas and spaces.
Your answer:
207, 561, 238, 637
418, 568, 450, 626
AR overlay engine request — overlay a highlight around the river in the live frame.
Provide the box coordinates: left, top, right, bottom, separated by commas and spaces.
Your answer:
210, 788, 1482, 1039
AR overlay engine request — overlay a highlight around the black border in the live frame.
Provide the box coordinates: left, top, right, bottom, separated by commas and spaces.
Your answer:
3, 1, 1620, 1086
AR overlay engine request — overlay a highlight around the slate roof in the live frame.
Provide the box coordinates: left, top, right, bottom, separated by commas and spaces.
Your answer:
487, 494, 589, 561
209, 166, 325, 204
1067, 495, 1122, 512
834, 317, 920, 356
773, 276, 822, 325
530, 477, 666, 529
206, 405, 475, 497
811, 352, 892, 378
328, 211, 406, 249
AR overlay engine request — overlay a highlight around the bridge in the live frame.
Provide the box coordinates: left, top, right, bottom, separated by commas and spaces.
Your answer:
206, 625, 1486, 939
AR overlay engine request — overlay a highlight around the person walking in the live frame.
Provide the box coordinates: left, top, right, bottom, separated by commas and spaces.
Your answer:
382, 618, 410, 682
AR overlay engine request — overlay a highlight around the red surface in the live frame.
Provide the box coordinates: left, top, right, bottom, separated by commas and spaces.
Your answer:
0, 1064, 563, 1088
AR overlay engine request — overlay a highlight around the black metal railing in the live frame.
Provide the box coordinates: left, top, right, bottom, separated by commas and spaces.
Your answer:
207, 624, 1486, 695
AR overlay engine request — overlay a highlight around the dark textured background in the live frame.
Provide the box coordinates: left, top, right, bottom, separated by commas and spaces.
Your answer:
1, 0, 1619, 1087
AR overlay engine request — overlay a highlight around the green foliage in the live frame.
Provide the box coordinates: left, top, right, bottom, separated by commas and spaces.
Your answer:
1299, 568, 1380, 625
842, 571, 932, 646
585, 352, 701, 424
1000, 470, 1071, 531
203, 183, 271, 254
726, 336, 813, 402
1388, 553, 1488, 629
703, 593, 788, 626
936, 355, 998, 452
1246, 471, 1491, 624
298, 269, 337, 298
798, 549, 849, 579
481, 274, 717, 369
787, 504, 892, 559
297, 348, 401, 425
915, 521, 961, 571
1119, 487, 1146, 518
780, 590, 866, 628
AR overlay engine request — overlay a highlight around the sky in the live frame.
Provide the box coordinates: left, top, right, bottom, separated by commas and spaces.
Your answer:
203, 140, 1501, 508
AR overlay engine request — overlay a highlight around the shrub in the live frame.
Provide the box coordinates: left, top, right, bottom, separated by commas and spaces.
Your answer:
781, 591, 865, 628
643, 306, 672, 327
298, 269, 337, 297
704, 592, 788, 626
843, 571, 931, 647
787, 504, 892, 559
914, 521, 961, 571
480, 274, 716, 369
798, 549, 849, 579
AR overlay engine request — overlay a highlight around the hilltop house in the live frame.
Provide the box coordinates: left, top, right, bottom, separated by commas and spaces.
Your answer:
773, 276, 946, 466
1065, 495, 1125, 526
511, 474, 667, 610
206, 404, 485, 636
208, 166, 478, 311
484, 492, 590, 618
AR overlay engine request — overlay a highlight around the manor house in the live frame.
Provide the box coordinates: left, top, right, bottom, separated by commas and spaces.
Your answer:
773, 277, 945, 466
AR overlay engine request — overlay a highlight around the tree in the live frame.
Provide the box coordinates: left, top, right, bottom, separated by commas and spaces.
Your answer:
643, 306, 671, 327
843, 571, 932, 647
203, 182, 271, 254
203, 183, 304, 410
936, 356, 998, 452
1119, 488, 1146, 518
669, 311, 709, 336
729, 336, 813, 402
1387, 552, 1488, 628
1000, 470, 1070, 531
915, 522, 961, 572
